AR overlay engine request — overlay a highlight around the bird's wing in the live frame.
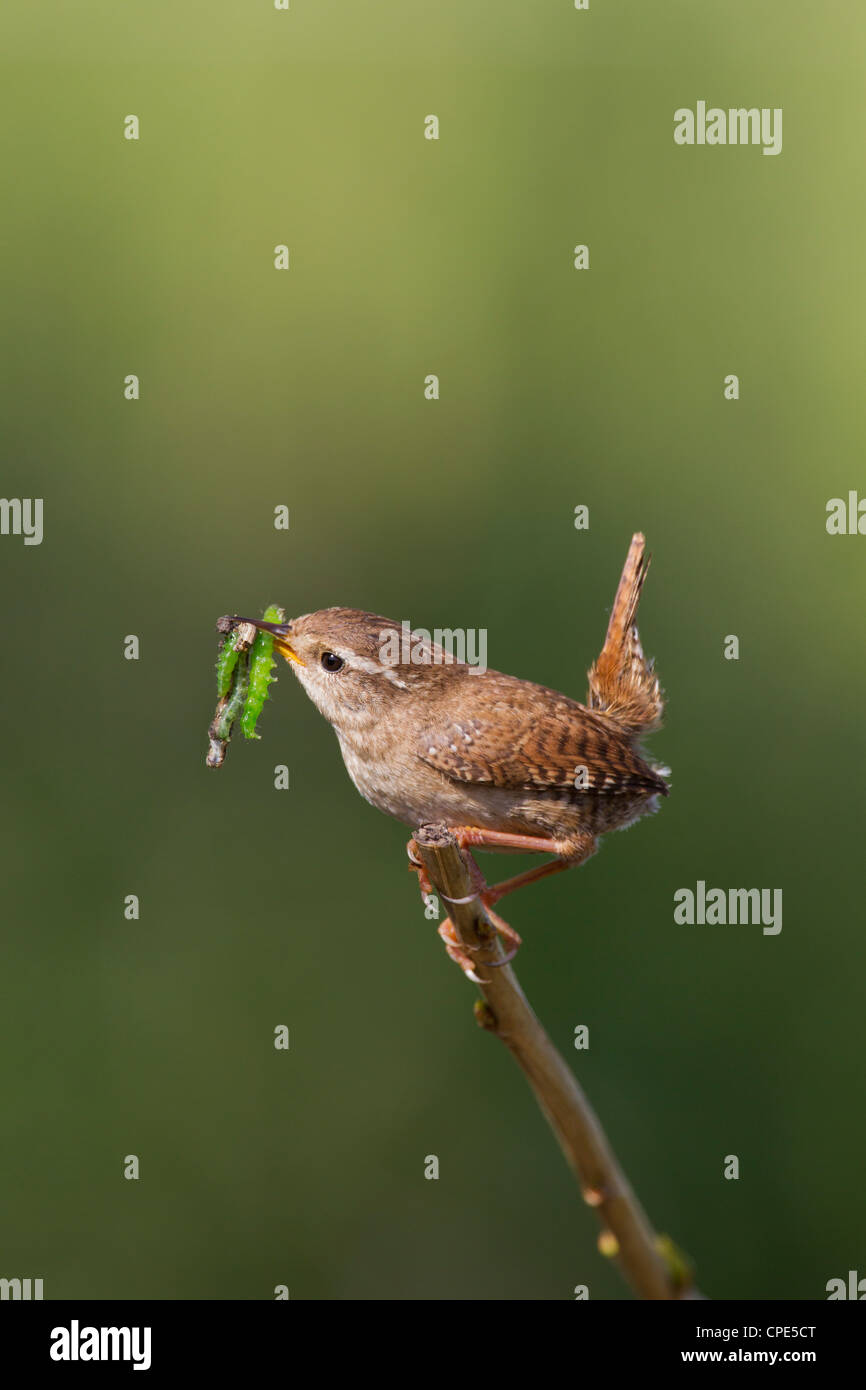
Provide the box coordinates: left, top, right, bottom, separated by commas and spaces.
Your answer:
415, 674, 663, 797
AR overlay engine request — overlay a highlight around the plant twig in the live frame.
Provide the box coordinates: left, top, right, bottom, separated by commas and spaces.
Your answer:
413, 823, 702, 1301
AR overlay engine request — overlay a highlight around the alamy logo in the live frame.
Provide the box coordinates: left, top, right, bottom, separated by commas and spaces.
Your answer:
0, 1276, 43, 1299
826, 492, 866, 535
674, 103, 782, 156
0, 497, 43, 545
379, 621, 488, 673
826, 1270, 866, 1299
673, 881, 782, 935
50, 1321, 152, 1371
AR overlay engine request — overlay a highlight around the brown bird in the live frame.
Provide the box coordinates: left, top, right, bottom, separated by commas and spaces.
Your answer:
232, 534, 668, 978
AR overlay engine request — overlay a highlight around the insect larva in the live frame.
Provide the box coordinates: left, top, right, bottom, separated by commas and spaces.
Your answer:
207, 628, 251, 767
216, 647, 250, 741
216, 630, 241, 699
242, 604, 285, 740
206, 605, 286, 765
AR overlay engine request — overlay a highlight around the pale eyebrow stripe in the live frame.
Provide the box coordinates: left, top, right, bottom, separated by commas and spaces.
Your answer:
335, 650, 408, 690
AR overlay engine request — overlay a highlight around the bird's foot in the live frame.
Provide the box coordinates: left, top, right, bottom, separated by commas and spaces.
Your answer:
408, 836, 523, 977
437, 918, 488, 984
477, 899, 522, 965
437, 897, 522, 980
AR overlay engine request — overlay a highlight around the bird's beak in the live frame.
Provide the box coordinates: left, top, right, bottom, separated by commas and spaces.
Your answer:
273, 635, 306, 667
231, 617, 307, 667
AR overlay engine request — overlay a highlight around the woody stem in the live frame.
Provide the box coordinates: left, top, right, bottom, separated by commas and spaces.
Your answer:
412, 822, 703, 1302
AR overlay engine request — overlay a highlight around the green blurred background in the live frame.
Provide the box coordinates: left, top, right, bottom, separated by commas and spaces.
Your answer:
2, 2, 864, 1300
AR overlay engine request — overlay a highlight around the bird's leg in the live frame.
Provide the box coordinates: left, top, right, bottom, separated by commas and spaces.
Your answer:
453, 826, 575, 856
410, 828, 594, 979
482, 855, 574, 905
452, 828, 597, 966
452, 826, 597, 905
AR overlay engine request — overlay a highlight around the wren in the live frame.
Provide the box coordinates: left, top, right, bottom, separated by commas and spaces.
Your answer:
230, 533, 668, 978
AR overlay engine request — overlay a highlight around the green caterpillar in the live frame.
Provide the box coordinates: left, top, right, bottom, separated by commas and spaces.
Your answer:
216, 629, 241, 700
215, 644, 250, 740
241, 604, 284, 740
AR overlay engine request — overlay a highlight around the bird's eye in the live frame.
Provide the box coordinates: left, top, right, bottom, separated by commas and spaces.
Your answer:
321, 652, 344, 673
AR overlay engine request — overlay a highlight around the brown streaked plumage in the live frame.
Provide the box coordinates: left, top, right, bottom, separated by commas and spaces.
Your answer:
228, 533, 668, 977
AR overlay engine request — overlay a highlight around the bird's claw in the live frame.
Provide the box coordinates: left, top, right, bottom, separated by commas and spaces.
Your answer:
406, 839, 434, 897
437, 918, 490, 984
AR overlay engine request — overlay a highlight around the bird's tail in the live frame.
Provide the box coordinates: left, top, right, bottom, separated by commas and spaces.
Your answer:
586, 533, 664, 736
